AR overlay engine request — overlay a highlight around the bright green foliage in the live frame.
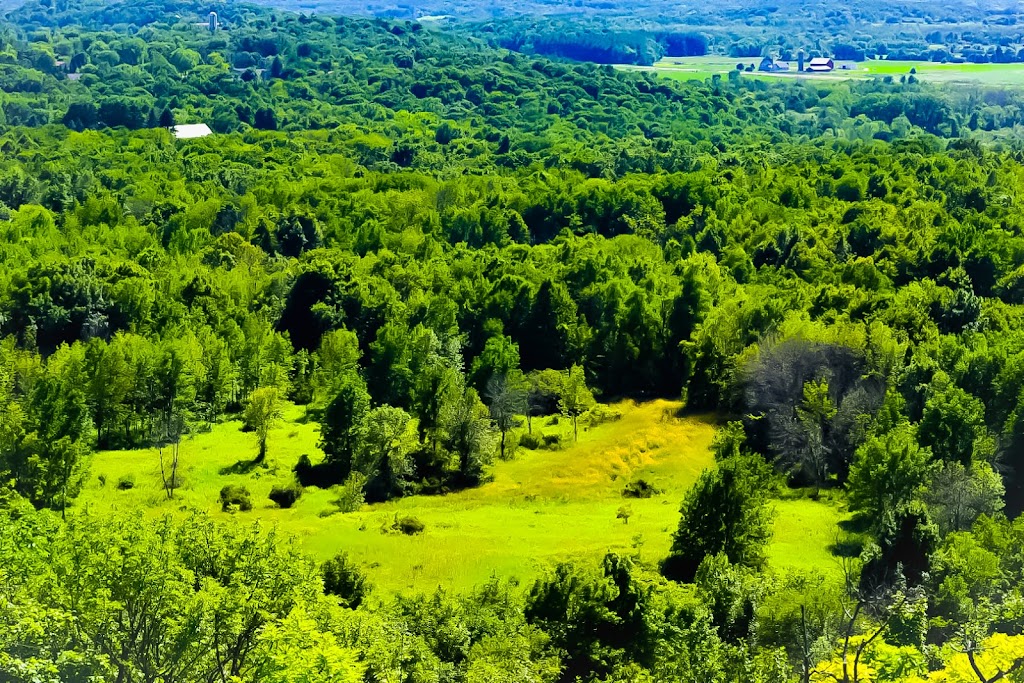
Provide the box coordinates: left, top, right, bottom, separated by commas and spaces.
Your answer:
313, 329, 361, 408
471, 335, 521, 394
710, 421, 748, 462
527, 553, 686, 682
559, 365, 595, 441
0, 344, 90, 509
0, 510, 321, 682
694, 553, 761, 643
443, 388, 498, 487
930, 531, 1004, 622
245, 386, 284, 462
848, 422, 933, 522
322, 551, 370, 609
918, 375, 989, 467
257, 607, 365, 683
356, 406, 415, 502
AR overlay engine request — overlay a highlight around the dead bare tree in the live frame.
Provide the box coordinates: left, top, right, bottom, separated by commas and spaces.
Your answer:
805, 555, 920, 683
966, 651, 1024, 683
958, 612, 1024, 683
159, 413, 184, 499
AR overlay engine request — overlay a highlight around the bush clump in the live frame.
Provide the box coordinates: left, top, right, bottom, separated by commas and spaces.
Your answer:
519, 432, 543, 450
622, 478, 662, 499
582, 404, 623, 429
220, 485, 253, 512
542, 433, 566, 450
116, 475, 135, 490
391, 515, 425, 535
322, 551, 370, 608
269, 483, 303, 509
330, 472, 367, 513
294, 453, 337, 488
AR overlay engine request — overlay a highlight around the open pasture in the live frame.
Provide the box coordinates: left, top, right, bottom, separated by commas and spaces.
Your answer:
79, 399, 847, 593
626, 56, 1024, 88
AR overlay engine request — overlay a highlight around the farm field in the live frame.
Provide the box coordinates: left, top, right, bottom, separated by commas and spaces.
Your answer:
625, 56, 1024, 87
76, 399, 848, 594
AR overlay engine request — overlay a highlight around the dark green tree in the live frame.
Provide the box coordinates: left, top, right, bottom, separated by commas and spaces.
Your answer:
319, 375, 371, 480
662, 455, 774, 582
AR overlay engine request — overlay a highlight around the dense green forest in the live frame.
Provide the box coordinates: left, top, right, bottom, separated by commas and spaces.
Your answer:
185, 0, 1024, 66
3, 0, 1024, 681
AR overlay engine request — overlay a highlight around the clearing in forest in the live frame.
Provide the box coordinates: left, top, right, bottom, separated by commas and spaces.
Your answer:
80, 399, 845, 592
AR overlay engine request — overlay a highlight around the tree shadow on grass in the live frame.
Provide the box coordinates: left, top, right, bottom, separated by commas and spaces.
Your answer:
219, 457, 265, 476
293, 408, 320, 425
829, 535, 866, 558
829, 513, 873, 558
838, 513, 873, 534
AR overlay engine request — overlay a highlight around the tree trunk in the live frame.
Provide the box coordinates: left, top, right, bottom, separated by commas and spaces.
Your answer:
169, 441, 179, 499
801, 605, 811, 683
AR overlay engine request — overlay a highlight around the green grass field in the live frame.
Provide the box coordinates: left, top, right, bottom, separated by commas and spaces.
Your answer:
624, 56, 1024, 88
77, 399, 847, 593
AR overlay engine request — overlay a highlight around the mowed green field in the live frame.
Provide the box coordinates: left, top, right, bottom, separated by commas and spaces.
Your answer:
626, 56, 1024, 88
77, 399, 846, 593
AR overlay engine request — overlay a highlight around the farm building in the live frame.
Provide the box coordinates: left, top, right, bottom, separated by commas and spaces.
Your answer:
807, 57, 834, 72
758, 56, 791, 72
171, 123, 213, 139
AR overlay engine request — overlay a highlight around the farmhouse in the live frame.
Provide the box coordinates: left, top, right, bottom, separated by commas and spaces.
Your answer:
758, 56, 791, 72
807, 57, 834, 72
171, 123, 213, 139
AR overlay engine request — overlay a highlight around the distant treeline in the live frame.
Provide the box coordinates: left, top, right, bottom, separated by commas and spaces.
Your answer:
485, 22, 708, 65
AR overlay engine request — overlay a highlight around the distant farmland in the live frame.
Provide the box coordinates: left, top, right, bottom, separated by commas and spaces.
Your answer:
623, 56, 1024, 87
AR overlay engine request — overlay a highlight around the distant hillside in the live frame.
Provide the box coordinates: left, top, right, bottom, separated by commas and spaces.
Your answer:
224, 0, 1024, 65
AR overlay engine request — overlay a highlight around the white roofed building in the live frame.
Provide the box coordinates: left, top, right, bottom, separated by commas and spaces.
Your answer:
171, 123, 213, 139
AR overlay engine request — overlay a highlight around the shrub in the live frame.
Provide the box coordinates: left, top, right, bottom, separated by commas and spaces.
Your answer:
220, 485, 253, 512
500, 432, 520, 461
582, 404, 622, 429
542, 433, 565, 450
294, 453, 338, 488
116, 475, 135, 490
622, 478, 662, 499
97, 474, 107, 487
331, 472, 367, 513
322, 551, 370, 608
391, 515, 424, 535
269, 483, 303, 509
519, 432, 543, 450
294, 453, 313, 480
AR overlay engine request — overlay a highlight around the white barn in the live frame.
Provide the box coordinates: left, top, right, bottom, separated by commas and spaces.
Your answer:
171, 123, 214, 139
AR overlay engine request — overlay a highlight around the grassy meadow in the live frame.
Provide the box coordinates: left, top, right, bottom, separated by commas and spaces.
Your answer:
625, 56, 1024, 88
78, 399, 848, 594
